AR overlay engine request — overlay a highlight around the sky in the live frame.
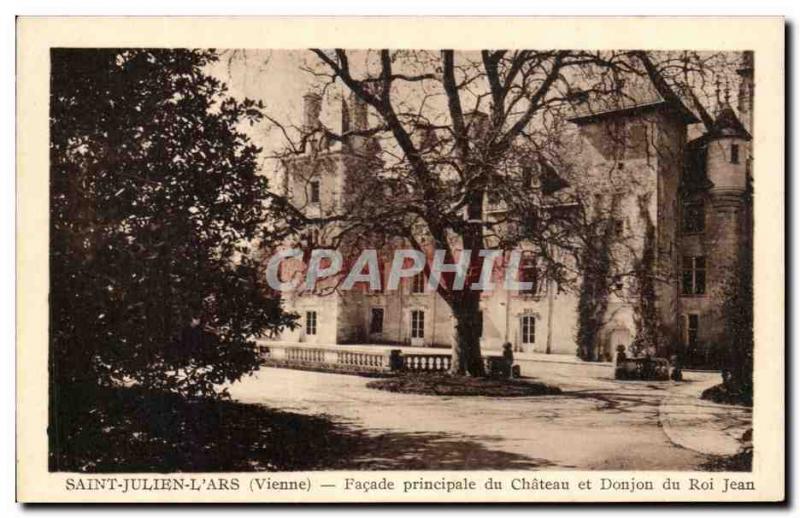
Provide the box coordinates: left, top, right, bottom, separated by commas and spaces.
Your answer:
206, 49, 748, 179
206, 50, 323, 177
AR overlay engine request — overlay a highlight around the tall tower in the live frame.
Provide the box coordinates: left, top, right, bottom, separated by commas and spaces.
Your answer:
702, 86, 752, 353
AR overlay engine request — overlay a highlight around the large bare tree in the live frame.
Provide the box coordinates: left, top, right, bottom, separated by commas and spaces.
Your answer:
268, 49, 738, 376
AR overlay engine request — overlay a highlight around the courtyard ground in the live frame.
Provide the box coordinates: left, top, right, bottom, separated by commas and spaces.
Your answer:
228, 360, 752, 471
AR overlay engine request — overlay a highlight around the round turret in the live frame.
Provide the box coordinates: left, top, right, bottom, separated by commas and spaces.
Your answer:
704, 105, 751, 201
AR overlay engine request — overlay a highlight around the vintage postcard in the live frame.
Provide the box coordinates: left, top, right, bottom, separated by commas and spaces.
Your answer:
16, 17, 785, 503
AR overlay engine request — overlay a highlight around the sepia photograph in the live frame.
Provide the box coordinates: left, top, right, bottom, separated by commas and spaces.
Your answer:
48, 46, 755, 473
15, 16, 785, 504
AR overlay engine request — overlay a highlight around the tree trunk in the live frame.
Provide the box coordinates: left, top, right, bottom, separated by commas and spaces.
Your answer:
449, 292, 486, 376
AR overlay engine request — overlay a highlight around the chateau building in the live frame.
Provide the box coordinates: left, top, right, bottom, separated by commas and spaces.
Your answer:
267, 54, 753, 368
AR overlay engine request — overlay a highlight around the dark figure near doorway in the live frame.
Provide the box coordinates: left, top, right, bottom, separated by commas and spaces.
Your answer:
502, 342, 514, 378
670, 354, 683, 381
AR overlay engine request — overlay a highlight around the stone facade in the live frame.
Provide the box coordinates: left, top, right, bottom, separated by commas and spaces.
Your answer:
268, 58, 753, 367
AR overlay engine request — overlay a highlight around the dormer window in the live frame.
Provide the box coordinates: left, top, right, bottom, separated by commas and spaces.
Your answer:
730, 144, 740, 164
521, 166, 534, 189
309, 179, 320, 203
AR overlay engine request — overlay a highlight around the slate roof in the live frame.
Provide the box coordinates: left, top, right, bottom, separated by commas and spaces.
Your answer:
567, 68, 699, 126
707, 104, 752, 140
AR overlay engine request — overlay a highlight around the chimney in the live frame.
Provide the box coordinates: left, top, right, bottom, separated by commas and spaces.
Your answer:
350, 92, 368, 131
303, 92, 322, 130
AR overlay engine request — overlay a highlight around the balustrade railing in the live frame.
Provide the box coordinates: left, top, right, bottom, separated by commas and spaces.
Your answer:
337, 350, 388, 371
402, 353, 451, 372
260, 343, 500, 375
260, 343, 399, 373
285, 347, 327, 364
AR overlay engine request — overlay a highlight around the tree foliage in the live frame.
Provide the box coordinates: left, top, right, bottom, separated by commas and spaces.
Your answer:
49, 49, 295, 400
719, 202, 754, 402
575, 211, 615, 361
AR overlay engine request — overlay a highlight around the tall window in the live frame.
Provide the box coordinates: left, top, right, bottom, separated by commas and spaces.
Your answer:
411, 272, 426, 294
681, 256, 706, 295
411, 310, 425, 339
682, 201, 705, 233
305, 311, 317, 336
520, 315, 535, 344
477, 310, 484, 338
309, 179, 320, 203
370, 307, 384, 334
519, 254, 538, 295
731, 143, 740, 164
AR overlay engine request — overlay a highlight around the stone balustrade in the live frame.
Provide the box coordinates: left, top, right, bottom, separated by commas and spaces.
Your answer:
258, 342, 618, 380
402, 353, 451, 372
336, 350, 395, 372
260, 342, 401, 374
285, 346, 327, 364
258, 342, 461, 374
